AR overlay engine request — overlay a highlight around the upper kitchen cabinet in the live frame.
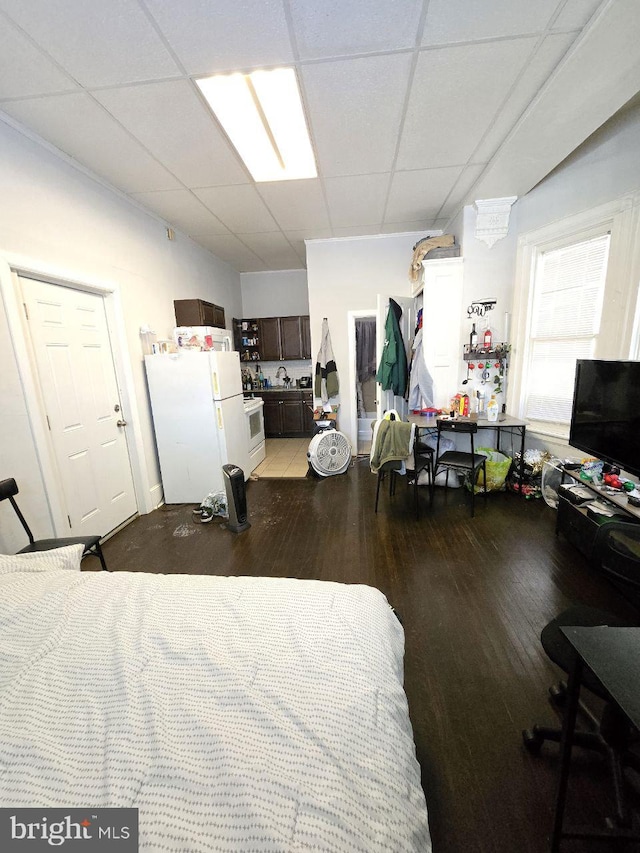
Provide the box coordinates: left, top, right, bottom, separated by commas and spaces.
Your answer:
301, 316, 311, 360
174, 299, 226, 329
258, 318, 281, 361
253, 316, 311, 362
280, 316, 310, 360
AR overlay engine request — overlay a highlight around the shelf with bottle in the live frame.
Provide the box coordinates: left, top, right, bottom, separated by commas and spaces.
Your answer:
463, 342, 509, 360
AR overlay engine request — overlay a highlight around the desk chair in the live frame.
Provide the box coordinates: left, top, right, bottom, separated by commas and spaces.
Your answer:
592, 521, 640, 605
0, 478, 108, 571
522, 605, 640, 827
434, 420, 487, 517
412, 439, 435, 519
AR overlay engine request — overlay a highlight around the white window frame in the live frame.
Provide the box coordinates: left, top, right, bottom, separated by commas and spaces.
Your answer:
509, 194, 640, 442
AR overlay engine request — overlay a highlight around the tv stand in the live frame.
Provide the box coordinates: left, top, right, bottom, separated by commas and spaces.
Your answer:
556, 468, 640, 561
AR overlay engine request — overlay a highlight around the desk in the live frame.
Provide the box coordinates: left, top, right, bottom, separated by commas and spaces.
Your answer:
552, 627, 640, 851
407, 414, 527, 491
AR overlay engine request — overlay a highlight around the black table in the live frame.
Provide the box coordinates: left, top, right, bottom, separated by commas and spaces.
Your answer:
552, 626, 640, 850
407, 413, 527, 493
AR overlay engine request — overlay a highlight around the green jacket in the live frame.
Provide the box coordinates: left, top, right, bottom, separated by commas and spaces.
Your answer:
376, 299, 407, 396
370, 419, 412, 473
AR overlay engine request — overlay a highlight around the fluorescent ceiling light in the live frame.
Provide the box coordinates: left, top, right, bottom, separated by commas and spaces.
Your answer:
196, 67, 317, 182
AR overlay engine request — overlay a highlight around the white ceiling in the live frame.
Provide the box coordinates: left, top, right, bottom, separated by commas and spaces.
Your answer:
1, 0, 639, 272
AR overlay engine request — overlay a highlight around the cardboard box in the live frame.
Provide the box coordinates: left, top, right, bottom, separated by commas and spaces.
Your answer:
313, 411, 337, 421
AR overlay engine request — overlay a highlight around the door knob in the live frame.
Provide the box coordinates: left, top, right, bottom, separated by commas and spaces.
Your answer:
116, 419, 128, 427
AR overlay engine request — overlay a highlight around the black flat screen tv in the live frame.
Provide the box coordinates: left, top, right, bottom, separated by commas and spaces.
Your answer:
569, 359, 640, 477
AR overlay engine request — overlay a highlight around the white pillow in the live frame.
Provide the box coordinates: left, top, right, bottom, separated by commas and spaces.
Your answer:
0, 544, 84, 574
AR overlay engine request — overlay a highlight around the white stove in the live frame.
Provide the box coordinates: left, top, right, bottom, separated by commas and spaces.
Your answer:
244, 397, 265, 471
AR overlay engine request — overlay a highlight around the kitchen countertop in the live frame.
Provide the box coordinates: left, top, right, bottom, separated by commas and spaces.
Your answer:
244, 387, 312, 393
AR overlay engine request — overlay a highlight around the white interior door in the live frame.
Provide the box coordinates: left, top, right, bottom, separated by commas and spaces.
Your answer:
21, 277, 137, 536
376, 295, 415, 421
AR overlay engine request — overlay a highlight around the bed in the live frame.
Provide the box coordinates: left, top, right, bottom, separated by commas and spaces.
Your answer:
0, 548, 431, 851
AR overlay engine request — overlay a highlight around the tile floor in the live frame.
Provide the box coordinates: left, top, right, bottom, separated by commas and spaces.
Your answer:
252, 438, 310, 479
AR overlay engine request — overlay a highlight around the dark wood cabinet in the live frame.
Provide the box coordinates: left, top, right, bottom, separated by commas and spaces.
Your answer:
175, 299, 225, 329
258, 318, 282, 361
301, 316, 311, 359
282, 399, 304, 434
235, 315, 311, 363
280, 316, 304, 360
261, 396, 282, 436
302, 391, 314, 434
257, 391, 313, 437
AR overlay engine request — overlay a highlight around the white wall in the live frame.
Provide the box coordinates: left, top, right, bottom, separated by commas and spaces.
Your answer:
306, 233, 420, 448
240, 269, 309, 317
0, 117, 242, 552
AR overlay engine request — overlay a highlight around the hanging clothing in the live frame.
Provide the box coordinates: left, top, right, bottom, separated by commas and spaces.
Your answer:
376, 299, 408, 397
369, 417, 415, 474
408, 326, 435, 411
314, 318, 339, 403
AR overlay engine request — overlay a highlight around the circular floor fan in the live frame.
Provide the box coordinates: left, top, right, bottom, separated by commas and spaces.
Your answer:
307, 430, 352, 477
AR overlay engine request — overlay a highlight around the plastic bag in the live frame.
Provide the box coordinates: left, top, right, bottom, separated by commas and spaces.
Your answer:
470, 447, 512, 493
194, 490, 228, 522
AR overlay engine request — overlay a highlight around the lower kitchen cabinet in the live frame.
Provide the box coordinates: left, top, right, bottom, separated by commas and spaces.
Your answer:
260, 392, 314, 438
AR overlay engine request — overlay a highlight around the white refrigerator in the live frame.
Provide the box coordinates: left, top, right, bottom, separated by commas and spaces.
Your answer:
145, 350, 249, 503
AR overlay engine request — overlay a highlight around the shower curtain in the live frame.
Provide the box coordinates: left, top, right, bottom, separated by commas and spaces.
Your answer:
356, 317, 376, 418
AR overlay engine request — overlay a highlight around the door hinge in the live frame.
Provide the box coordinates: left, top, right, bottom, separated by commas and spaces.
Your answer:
46, 415, 51, 430
23, 303, 29, 320
67, 515, 72, 529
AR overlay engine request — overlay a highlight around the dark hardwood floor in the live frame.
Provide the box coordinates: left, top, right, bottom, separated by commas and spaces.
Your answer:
101, 458, 640, 852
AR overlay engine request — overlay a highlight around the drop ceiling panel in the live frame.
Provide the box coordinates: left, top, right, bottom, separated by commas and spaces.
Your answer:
256, 180, 331, 231
284, 229, 333, 262
240, 233, 302, 269
289, 0, 424, 60
422, 0, 559, 45
385, 166, 462, 223
470, 0, 640, 201
380, 220, 435, 234
1, 93, 181, 192
94, 80, 248, 188
143, 0, 294, 74
324, 174, 390, 228
127, 189, 230, 235
0, 19, 77, 98
302, 53, 413, 177
397, 39, 537, 170
195, 234, 267, 272
553, 0, 603, 30
473, 32, 577, 164
437, 163, 487, 218
194, 185, 279, 233
332, 225, 384, 237
0, 0, 181, 87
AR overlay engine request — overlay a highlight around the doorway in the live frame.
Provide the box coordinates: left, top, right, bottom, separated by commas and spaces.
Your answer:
19, 275, 138, 537
354, 315, 377, 456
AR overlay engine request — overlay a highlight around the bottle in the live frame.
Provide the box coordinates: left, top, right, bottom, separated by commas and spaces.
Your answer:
483, 327, 492, 350
470, 323, 478, 351
487, 394, 499, 422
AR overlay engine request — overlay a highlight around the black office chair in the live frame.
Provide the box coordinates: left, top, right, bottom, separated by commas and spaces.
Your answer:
592, 521, 640, 605
0, 478, 108, 571
522, 605, 640, 827
434, 420, 487, 517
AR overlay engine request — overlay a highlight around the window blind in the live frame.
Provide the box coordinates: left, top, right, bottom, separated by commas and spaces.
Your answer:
524, 234, 610, 426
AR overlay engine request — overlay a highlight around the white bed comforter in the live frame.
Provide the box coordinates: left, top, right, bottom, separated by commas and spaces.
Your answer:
0, 570, 431, 851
